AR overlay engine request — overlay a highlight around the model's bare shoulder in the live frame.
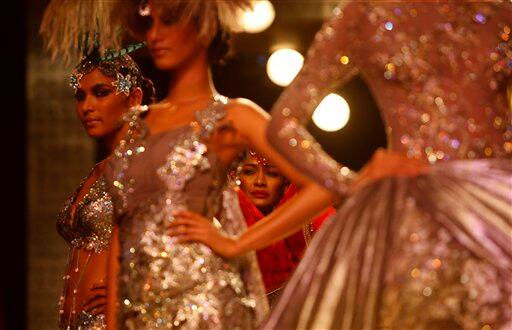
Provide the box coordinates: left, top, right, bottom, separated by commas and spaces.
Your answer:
225, 97, 270, 123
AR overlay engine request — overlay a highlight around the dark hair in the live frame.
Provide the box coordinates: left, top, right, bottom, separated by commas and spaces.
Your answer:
139, 77, 157, 105
235, 150, 290, 183
208, 27, 233, 65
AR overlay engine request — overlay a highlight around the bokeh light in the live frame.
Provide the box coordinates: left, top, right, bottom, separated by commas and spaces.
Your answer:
312, 94, 351, 132
266, 48, 304, 87
240, 0, 275, 33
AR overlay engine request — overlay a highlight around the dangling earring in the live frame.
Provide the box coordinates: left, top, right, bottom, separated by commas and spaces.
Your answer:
138, 0, 150, 17
228, 168, 242, 187
235, 165, 244, 186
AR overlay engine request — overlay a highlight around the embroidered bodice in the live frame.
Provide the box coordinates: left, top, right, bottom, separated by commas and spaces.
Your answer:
57, 174, 113, 253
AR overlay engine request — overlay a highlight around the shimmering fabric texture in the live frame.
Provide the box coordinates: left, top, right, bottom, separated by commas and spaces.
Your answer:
76, 312, 106, 330
267, 2, 511, 196
264, 2, 512, 329
265, 160, 512, 329
57, 173, 113, 329
105, 97, 268, 329
57, 176, 113, 253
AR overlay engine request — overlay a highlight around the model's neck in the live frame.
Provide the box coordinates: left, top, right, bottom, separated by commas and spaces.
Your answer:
101, 54, 215, 154
166, 52, 215, 103
101, 130, 121, 153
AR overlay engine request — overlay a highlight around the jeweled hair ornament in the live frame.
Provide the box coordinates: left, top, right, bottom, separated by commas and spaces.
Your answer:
112, 73, 133, 96
248, 150, 271, 167
68, 42, 146, 94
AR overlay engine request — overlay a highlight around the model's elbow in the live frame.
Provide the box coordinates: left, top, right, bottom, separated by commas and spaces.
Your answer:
265, 118, 282, 151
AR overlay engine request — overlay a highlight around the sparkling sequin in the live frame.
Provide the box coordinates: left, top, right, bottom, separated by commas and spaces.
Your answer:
194, 95, 229, 138
474, 12, 487, 24
57, 176, 113, 253
271, 2, 511, 198
110, 105, 149, 211
264, 3, 512, 329
106, 97, 268, 328
339, 55, 350, 65
76, 312, 106, 330
57, 172, 113, 329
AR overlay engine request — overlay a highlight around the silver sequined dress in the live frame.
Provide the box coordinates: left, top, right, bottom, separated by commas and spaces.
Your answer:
57, 171, 114, 330
264, 2, 512, 329
105, 96, 268, 329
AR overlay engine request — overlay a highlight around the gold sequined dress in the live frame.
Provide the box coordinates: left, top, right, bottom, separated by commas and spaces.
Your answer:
263, 2, 512, 329
105, 96, 268, 329
57, 169, 114, 330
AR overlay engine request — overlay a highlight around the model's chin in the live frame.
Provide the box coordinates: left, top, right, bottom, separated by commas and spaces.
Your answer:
251, 199, 272, 209
85, 127, 106, 138
153, 57, 177, 70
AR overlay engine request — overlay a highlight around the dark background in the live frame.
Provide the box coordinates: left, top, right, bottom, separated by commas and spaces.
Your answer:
3, 0, 27, 329
8, 1, 385, 329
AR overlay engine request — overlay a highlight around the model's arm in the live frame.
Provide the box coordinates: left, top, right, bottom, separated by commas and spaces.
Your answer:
169, 3, 364, 257
266, 2, 364, 196
106, 225, 120, 330
169, 101, 337, 257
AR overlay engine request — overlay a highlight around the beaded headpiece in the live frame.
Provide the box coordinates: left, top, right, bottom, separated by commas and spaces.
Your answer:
248, 149, 271, 167
232, 150, 272, 180
69, 43, 147, 96
39, 0, 148, 96
231, 149, 288, 187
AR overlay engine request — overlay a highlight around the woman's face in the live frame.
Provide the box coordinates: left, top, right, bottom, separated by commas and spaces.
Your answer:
74, 69, 132, 138
144, 3, 206, 71
238, 153, 286, 214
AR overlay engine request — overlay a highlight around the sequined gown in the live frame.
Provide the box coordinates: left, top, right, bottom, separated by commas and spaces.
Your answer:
263, 2, 512, 329
105, 96, 268, 329
57, 169, 114, 329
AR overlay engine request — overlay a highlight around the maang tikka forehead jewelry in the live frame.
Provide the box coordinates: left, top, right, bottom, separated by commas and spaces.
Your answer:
249, 150, 271, 167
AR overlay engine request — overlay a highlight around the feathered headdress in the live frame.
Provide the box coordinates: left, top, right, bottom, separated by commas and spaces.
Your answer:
115, 0, 251, 44
40, 0, 251, 63
39, 0, 123, 63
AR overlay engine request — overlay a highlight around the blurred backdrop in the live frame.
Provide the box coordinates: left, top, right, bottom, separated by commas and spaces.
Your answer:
23, 1, 386, 329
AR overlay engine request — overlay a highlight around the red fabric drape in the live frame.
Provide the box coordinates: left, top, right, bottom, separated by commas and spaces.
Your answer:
237, 184, 335, 293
